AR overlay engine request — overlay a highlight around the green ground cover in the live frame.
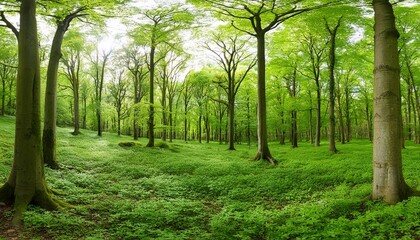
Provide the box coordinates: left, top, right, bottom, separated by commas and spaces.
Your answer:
0, 116, 419, 239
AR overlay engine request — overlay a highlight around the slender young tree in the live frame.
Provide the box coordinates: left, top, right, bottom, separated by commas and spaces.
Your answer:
191, 70, 212, 143
301, 34, 327, 147
90, 49, 112, 137
109, 70, 129, 136
0, 45, 17, 116
285, 65, 299, 148
181, 73, 195, 142
205, 34, 256, 150
157, 49, 187, 142
371, 0, 419, 204
125, 45, 148, 140
61, 31, 84, 136
0, 0, 66, 225
132, 5, 194, 147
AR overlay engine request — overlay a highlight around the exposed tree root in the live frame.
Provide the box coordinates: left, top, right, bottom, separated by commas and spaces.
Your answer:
45, 160, 60, 170
0, 183, 73, 227
0, 183, 14, 205
409, 187, 420, 197
253, 152, 278, 165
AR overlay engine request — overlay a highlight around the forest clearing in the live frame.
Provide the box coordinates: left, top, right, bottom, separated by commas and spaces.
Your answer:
0, 0, 419, 238
1, 116, 419, 239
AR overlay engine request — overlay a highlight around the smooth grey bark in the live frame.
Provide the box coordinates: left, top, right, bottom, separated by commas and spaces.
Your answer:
371, 0, 418, 204
42, 9, 85, 169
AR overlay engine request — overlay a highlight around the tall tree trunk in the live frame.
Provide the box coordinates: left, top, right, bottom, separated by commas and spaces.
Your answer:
0, 0, 66, 225
246, 97, 251, 146
133, 81, 139, 140
337, 99, 345, 144
198, 115, 202, 143
406, 87, 412, 141
406, 62, 420, 144
308, 91, 314, 144
184, 114, 188, 142
97, 108, 102, 136
205, 115, 210, 143
169, 100, 173, 142
291, 110, 298, 148
279, 108, 285, 145
345, 86, 351, 142
117, 111, 121, 136
1, 72, 5, 116
82, 94, 87, 129
315, 82, 321, 147
146, 45, 156, 147
254, 33, 275, 164
372, 0, 416, 204
325, 17, 341, 153
73, 85, 80, 135
43, 10, 82, 168
42, 23, 68, 169
161, 76, 167, 141
228, 100, 235, 150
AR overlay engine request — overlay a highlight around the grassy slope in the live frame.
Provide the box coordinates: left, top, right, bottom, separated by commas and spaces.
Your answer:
0, 116, 419, 240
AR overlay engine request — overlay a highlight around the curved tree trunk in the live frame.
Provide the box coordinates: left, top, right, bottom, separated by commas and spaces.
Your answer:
42, 23, 67, 169
0, 0, 66, 225
372, 0, 417, 204
43, 10, 82, 168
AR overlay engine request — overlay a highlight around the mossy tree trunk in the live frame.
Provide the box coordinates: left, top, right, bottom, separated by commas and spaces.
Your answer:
42, 9, 85, 169
325, 17, 342, 153
0, 0, 65, 225
371, 0, 417, 204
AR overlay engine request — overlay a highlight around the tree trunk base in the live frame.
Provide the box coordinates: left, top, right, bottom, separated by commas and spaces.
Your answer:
372, 183, 419, 204
45, 160, 60, 170
0, 183, 71, 226
253, 152, 278, 165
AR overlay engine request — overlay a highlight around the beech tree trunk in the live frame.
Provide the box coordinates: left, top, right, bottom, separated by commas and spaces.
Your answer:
0, 0, 65, 225
42, 22, 67, 169
42, 10, 82, 169
254, 33, 276, 164
372, 0, 414, 204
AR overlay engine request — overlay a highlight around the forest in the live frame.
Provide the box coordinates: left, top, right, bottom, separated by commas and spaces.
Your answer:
0, 0, 419, 239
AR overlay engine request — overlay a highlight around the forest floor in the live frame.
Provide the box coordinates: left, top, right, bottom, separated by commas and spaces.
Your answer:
0, 116, 419, 239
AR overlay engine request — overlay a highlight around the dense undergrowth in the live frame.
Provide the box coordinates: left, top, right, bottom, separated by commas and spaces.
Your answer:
0, 115, 419, 239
